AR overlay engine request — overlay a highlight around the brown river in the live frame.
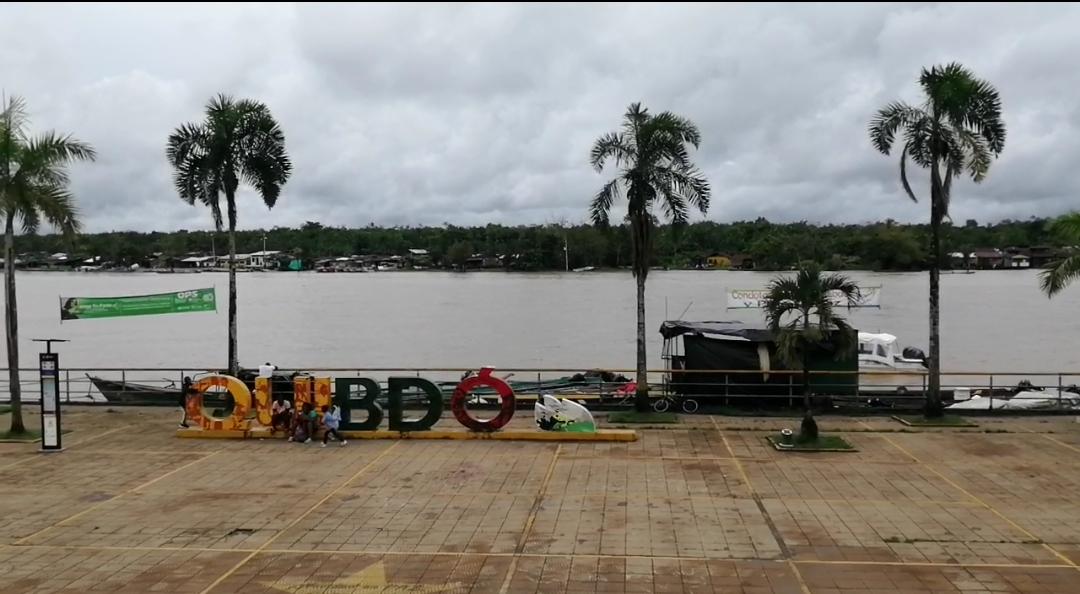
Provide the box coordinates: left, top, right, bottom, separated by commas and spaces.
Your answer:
1, 269, 1076, 374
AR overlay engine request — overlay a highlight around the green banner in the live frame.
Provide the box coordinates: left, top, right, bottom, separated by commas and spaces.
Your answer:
60, 288, 216, 320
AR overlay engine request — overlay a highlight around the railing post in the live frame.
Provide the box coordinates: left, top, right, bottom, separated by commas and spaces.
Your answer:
121, 369, 126, 391
1058, 373, 1063, 410
64, 369, 70, 403
988, 374, 994, 411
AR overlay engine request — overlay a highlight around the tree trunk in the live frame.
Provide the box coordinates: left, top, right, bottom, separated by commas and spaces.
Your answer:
634, 273, 649, 412
227, 220, 239, 377
926, 164, 944, 418
799, 324, 817, 440
5, 213, 24, 434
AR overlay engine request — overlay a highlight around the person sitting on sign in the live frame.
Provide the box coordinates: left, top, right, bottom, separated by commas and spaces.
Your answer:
271, 396, 292, 434
288, 405, 313, 443
259, 361, 277, 379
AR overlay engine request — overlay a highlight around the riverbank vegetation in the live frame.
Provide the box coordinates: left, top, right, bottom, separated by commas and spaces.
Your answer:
8, 216, 1062, 272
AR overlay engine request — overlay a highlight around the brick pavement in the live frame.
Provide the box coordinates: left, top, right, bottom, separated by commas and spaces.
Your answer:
0, 407, 1078, 592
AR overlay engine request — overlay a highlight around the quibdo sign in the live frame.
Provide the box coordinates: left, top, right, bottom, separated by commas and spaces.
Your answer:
184, 367, 516, 433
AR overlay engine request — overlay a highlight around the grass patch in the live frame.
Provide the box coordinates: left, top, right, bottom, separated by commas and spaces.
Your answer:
607, 411, 679, 424
892, 415, 978, 427
767, 433, 856, 452
0, 429, 41, 443
0, 405, 10, 414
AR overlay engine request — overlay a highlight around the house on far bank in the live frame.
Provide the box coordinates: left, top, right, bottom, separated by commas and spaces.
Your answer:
179, 255, 215, 269
1029, 246, 1061, 268
948, 252, 968, 269
969, 248, 1003, 269
249, 250, 282, 270
216, 254, 252, 269
407, 248, 431, 267
705, 254, 731, 269
1003, 247, 1031, 269
730, 254, 754, 270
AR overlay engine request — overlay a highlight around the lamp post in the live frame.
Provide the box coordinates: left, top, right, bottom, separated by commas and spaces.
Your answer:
32, 338, 68, 452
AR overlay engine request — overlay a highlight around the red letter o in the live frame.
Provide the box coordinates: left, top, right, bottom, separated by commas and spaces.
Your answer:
451, 367, 515, 432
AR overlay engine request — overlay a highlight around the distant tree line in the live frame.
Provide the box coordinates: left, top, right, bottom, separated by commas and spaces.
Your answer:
12, 216, 1063, 272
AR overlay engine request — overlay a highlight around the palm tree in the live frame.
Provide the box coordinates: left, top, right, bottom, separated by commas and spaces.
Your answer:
167, 94, 292, 376
590, 102, 710, 412
868, 63, 1005, 418
762, 265, 859, 441
1040, 213, 1080, 296
0, 96, 94, 434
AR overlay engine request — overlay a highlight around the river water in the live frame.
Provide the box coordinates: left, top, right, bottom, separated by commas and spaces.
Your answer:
1, 269, 1077, 372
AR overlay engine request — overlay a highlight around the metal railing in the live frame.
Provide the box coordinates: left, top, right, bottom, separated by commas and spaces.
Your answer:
0, 366, 1078, 413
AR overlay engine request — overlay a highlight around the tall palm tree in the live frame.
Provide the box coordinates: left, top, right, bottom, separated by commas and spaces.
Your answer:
590, 102, 710, 412
167, 94, 291, 376
1040, 213, 1080, 297
762, 265, 859, 440
869, 63, 1005, 418
0, 96, 94, 434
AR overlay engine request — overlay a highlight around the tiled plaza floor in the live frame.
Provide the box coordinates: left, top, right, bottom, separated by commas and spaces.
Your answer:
0, 407, 1078, 592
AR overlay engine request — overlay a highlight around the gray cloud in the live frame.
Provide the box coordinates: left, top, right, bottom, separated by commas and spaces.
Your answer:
2, 3, 1078, 233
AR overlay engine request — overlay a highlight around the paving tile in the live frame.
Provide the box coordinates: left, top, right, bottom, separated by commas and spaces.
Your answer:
798, 562, 1080, 594
525, 493, 781, 559
275, 490, 534, 554
745, 459, 969, 503
4, 407, 1080, 593
0, 545, 247, 594
765, 498, 1063, 564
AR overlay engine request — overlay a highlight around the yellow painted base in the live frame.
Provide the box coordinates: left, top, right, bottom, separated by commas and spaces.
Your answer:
176, 428, 249, 439
341, 429, 637, 441
176, 428, 636, 442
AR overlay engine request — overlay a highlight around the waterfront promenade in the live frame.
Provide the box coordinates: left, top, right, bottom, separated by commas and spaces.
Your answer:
1, 408, 1078, 593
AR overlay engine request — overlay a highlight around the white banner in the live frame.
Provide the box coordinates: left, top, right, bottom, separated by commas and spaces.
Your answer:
726, 286, 881, 309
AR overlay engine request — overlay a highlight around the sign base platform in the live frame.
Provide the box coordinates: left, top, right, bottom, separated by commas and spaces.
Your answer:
177, 427, 637, 442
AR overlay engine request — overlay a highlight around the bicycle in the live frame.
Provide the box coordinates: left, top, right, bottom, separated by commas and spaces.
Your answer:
652, 394, 699, 414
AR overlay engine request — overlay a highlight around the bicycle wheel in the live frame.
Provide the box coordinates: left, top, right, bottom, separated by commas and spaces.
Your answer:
653, 398, 671, 413
681, 399, 699, 414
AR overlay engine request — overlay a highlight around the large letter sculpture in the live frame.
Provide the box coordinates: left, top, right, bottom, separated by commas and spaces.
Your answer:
451, 367, 516, 431
335, 377, 383, 431
387, 377, 443, 431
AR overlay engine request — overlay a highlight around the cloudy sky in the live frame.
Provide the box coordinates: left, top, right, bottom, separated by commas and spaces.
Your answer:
2, 3, 1078, 233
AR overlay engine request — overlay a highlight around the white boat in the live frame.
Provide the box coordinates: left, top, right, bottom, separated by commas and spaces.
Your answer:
948, 389, 1080, 410
858, 332, 926, 371
858, 332, 926, 392
572, 266, 595, 272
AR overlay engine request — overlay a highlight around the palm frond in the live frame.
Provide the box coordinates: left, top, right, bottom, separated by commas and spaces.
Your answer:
1048, 212, 1080, 242
1040, 255, 1080, 297
31, 184, 80, 236
902, 115, 934, 167
899, 144, 919, 202
967, 78, 1006, 154
622, 102, 649, 141
649, 111, 702, 148
589, 132, 632, 172
24, 131, 95, 164
590, 179, 620, 227
657, 184, 689, 226
821, 273, 861, 304
0, 95, 29, 141
656, 167, 710, 217
17, 205, 39, 235
869, 102, 921, 154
